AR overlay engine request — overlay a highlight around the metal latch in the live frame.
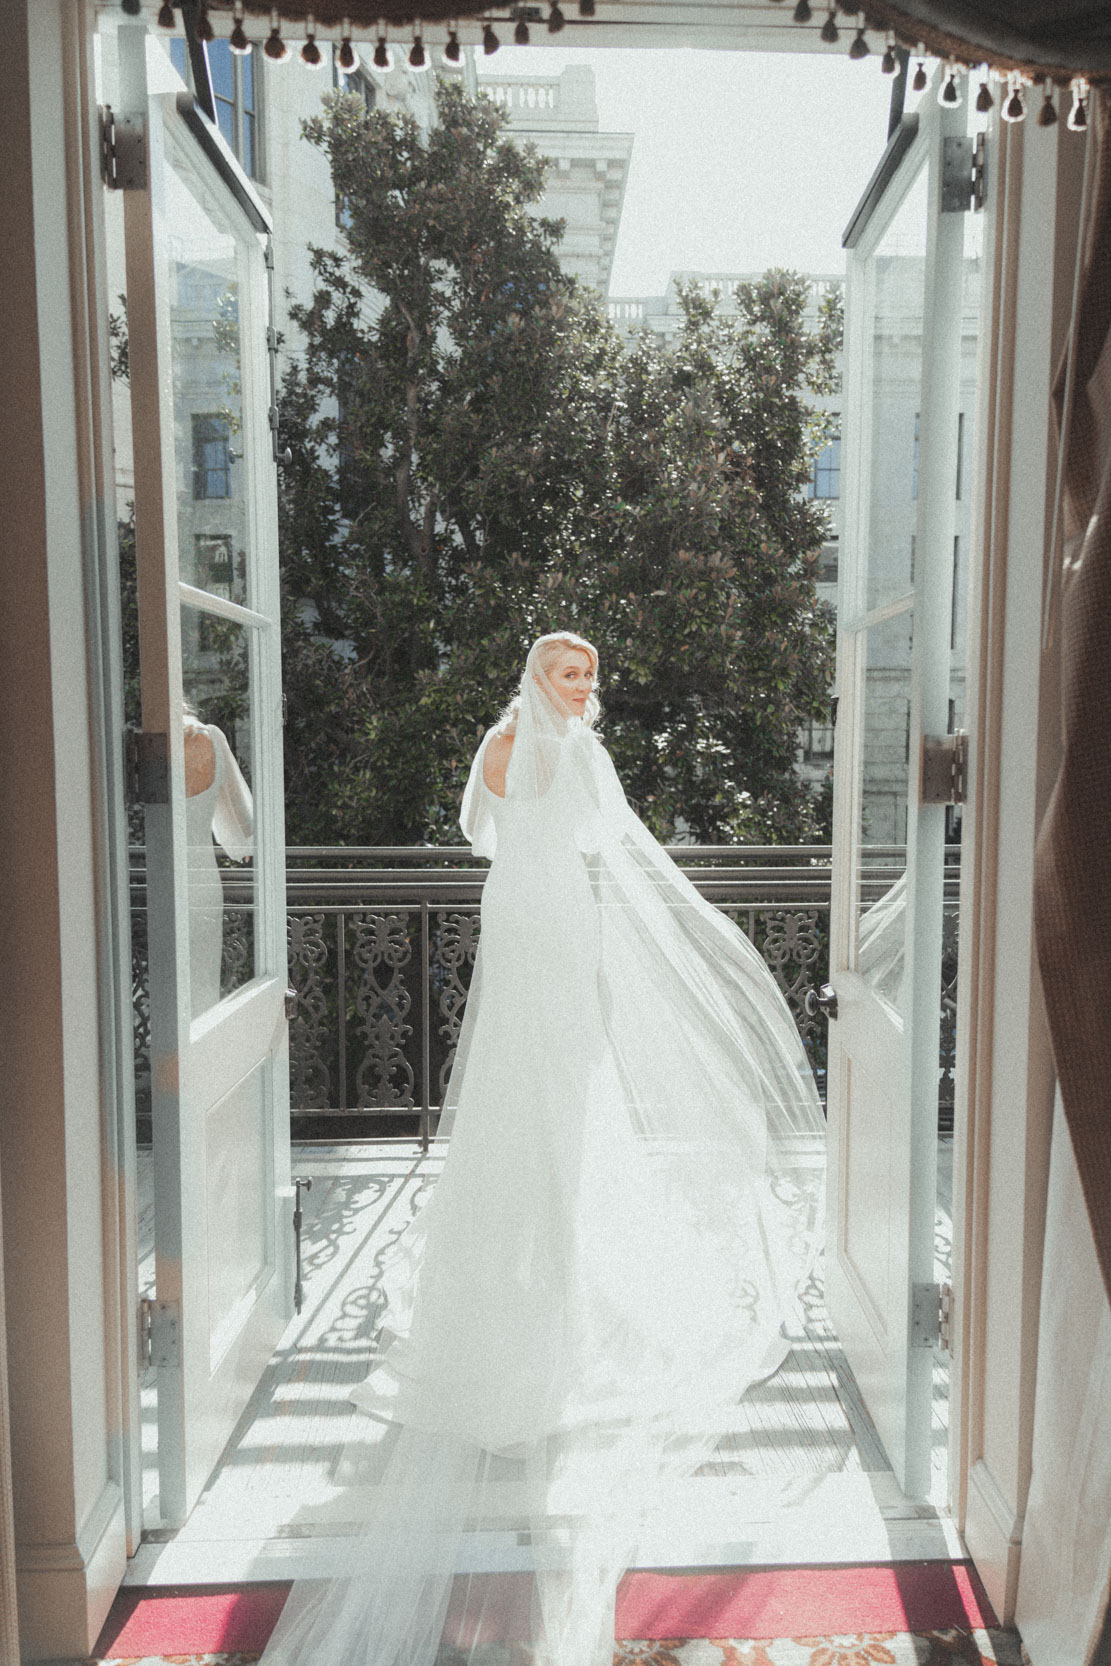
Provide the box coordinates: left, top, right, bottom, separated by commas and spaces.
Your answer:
293, 1177, 313, 1315
911, 1281, 953, 1351
921, 730, 967, 805
100, 106, 147, 191
126, 729, 171, 805
140, 1298, 181, 1369
941, 132, 986, 214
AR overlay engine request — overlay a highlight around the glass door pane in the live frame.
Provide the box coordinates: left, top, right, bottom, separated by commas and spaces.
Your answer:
180, 601, 257, 1015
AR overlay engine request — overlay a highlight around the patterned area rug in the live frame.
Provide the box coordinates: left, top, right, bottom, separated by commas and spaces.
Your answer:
71, 1633, 1025, 1666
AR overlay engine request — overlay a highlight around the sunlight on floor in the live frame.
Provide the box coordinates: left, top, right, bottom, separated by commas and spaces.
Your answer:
130, 1138, 960, 1584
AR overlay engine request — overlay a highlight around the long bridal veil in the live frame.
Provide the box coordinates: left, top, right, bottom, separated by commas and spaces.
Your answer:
262, 638, 826, 1666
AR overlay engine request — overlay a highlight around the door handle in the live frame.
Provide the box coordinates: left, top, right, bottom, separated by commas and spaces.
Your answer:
284, 985, 297, 1020
804, 982, 839, 1021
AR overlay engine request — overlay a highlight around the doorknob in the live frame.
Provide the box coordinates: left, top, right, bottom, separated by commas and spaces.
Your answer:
804, 983, 839, 1021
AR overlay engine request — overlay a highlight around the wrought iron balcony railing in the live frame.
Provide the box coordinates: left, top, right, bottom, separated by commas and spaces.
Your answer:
129, 845, 960, 1144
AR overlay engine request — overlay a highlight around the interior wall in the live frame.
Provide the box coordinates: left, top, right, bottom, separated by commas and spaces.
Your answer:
951, 108, 1087, 1623
0, 1, 131, 1656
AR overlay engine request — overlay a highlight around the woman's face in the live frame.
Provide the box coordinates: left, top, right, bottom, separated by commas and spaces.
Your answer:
544, 647, 595, 715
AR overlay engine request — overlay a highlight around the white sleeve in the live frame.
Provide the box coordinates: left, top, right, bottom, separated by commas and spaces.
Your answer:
209, 725, 254, 861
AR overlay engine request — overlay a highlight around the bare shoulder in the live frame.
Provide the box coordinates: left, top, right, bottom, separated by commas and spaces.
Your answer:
482, 731, 514, 798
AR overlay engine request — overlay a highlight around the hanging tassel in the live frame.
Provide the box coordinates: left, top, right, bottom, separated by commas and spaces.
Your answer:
848, 26, 869, 60
819, 9, 839, 44
912, 56, 928, 93
792, 0, 812, 21
975, 75, 994, 113
195, 1, 214, 43
1067, 79, 1090, 133
408, 26, 428, 69
1001, 75, 1027, 123
301, 12, 323, 67
938, 65, 961, 107
373, 23, 393, 70
337, 18, 357, 71
443, 25, 462, 61
1037, 81, 1058, 126
547, 1, 566, 31
264, 8, 289, 60
483, 19, 500, 50
157, 2, 175, 27
880, 37, 897, 76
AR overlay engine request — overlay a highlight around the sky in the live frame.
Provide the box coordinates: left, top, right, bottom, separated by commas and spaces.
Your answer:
487, 47, 899, 297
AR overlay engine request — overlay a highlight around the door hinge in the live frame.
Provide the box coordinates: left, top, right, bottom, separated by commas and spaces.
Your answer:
939, 1280, 953, 1352
140, 1298, 181, 1369
100, 105, 147, 191
921, 730, 967, 805
941, 132, 986, 215
126, 729, 171, 805
911, 1281, 953, 1351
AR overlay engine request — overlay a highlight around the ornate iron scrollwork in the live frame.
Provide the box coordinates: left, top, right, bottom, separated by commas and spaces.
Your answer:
433, 910, 481, 1099
351, 911, 415, 1108
287, 912, 332, 1109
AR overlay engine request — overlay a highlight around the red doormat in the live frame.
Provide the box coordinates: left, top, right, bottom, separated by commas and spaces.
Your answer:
94, 1562, 999, 1658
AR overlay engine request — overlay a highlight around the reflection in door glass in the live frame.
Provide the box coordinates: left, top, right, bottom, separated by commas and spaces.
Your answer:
865, 167, 929, 614
181, 604, 256, 1015
855, 611, 912, 1015
939, 176, 983, 1124
167, 151, 249, 605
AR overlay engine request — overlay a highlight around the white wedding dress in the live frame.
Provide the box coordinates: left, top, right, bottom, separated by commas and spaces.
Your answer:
261, 643, 825, 1666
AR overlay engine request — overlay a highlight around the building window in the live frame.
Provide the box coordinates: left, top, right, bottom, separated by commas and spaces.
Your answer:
194, 533, 237, 598
192, 414, 231, 499
817, 541, 839, 585
332, 46, 377, 107
912, 411, 920, 500
803, 719, 835, 763
333, 53, 376, 229
808, 435, 841, 499
170, 37, 262, 181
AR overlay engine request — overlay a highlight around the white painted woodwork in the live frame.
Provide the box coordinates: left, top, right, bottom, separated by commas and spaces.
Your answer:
0, 2, 137, 1655
948, 113, 1089, 1624
826, 92, 970, 1501
119, 26, 293, 1528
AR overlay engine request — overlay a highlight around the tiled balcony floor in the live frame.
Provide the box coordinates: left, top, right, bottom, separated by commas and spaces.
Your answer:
129, 1138, 958, 1585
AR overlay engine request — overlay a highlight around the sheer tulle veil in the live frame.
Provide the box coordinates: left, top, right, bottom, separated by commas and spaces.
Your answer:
261, 632, 826, 1666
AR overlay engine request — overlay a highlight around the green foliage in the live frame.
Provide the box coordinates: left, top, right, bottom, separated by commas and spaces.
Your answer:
279, 78, 838, 846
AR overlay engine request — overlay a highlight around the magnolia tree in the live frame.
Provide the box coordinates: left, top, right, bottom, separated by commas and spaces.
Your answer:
278, 78, 839, 847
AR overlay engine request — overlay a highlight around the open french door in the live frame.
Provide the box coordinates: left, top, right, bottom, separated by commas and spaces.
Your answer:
118, 25, 292, 1526
825, 87, 982, 1500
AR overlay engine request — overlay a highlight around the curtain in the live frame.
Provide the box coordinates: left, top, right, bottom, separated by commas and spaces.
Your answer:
194, 1, 1111, 64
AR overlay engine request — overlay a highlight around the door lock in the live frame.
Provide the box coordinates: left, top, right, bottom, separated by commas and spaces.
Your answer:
804, 983, 839, 1021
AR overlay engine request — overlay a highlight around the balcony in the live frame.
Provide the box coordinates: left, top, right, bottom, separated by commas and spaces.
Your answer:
128, 846, 960, 1144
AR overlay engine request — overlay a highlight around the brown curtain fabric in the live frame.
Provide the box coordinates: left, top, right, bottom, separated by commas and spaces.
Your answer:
1034, 90, 1111, 1307
198, 1, 1111, 70
854, 2, 1111, 82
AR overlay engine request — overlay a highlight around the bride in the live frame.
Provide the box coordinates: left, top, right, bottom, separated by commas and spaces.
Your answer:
262, 630, 825, 1666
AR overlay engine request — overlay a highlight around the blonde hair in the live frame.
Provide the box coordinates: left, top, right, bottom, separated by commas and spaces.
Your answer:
498, 631, 601, 734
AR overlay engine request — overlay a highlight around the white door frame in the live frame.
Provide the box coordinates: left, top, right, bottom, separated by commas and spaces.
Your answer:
827, 88, 969, 1501
118, 24, 292, 1528
948, 113, 1088, 1620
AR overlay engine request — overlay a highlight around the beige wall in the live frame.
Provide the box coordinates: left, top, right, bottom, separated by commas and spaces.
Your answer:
0, 2, 133, 1655
951, 111, 1087, 1623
